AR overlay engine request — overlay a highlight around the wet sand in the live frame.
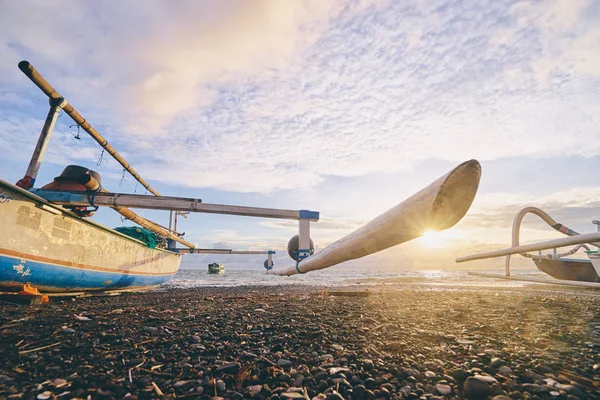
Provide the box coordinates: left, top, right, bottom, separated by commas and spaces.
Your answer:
1, 285, 599, 399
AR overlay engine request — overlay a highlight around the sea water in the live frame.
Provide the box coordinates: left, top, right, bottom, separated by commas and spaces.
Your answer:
164, 268, 551, 289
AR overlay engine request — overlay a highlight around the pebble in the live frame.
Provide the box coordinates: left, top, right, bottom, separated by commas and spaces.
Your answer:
216, 362, 241, 374
0, 287, 596, 400
327, 392, 344, 400
435, 383, 452, 395
490, 357, 504, 368
498, 366, 513, 375
281, 392, 306, 399
464, 376, 492, 399
353, 384, 367, 399
474, 374, 497, 384
278, 359, 293, 368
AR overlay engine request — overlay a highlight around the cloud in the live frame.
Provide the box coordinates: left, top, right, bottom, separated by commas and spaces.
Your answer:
128, 0, 600, 192
0, 0, 382, 132
1, 0, 599, 195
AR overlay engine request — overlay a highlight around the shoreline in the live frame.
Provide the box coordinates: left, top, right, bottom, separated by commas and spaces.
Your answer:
1, 285, 599, 399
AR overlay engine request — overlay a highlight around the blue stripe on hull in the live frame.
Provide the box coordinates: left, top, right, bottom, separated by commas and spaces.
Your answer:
0, 254, 175, 292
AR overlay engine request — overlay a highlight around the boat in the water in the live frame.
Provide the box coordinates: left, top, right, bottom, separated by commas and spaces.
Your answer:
208, 263, 225, 274
457, 206, 600, 287
0, 60, 482, 295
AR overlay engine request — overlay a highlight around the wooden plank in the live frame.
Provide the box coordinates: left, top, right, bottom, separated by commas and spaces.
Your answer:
30, 190, 319, 221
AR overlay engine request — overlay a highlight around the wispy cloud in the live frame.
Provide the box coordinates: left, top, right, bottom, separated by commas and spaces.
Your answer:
2, 0, 599, 193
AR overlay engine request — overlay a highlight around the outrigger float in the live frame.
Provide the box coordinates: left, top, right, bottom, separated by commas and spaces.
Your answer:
0, 61, 481, 296
457, 207, 600, 288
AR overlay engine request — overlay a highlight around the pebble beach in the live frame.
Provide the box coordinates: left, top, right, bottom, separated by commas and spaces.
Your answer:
1, 285, 599, 400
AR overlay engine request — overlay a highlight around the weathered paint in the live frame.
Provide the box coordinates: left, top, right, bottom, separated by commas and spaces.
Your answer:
0, 179, 181, 293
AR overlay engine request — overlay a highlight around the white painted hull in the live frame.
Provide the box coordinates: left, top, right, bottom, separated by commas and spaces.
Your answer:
0, 179, 181, 293
274, 160, 481, 276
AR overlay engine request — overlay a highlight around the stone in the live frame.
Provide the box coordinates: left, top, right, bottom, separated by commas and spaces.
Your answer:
490, 358, 504, 368
217, 362, 241, 374
498, 366, 513, 375
241, 351, 258, 360
474, 375, 497, 384
278, 359, 294, 368
327, 393, 344, 400
464, 376, 492, 399
451, 369, 467, 383
435, 384, 452, 396
281, 393, 306, 399
353, 384, 367, 399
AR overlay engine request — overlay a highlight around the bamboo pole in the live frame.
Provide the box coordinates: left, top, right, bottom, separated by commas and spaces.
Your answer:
456, 232, 600, 263
79, 175, 195, 248
274, 159, 482, 276
18, 61, 161, 197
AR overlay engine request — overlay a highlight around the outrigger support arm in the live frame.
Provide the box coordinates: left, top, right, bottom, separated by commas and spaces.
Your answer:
18, 61, 161, 197
172, 249, 273, 255
28, 190, 320, 221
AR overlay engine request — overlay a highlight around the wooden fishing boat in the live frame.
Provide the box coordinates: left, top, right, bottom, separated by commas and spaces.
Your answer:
0, 61, 483, 294
0, 179, 181, 292
457, 206, 600, 287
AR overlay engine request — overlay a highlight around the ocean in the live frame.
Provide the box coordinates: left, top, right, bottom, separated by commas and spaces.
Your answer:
164, 268, 553, 289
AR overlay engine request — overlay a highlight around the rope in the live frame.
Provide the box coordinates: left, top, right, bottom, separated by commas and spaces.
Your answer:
119, 168, 126, 187
295, 260, 304, 274
85, 183, 102, 212
294, 250, 307, 274
96, 149, 105, 166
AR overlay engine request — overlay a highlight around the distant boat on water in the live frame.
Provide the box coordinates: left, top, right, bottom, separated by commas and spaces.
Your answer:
208, 263, 225, 274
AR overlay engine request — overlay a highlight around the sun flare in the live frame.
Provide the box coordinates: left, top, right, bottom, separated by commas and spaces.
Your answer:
418, 229, 446, 247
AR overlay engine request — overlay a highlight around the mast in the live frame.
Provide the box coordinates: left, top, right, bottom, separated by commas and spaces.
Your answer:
18, 61, 161, 197
16, 97, 68, 189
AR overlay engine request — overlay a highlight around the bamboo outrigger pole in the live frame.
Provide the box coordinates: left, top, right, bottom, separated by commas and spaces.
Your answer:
18, 61, 195, 248
18, 61, 161, 197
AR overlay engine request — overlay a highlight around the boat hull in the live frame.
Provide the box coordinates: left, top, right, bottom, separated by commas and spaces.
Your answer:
532, 257, 600, 283
0, 179, 181, 293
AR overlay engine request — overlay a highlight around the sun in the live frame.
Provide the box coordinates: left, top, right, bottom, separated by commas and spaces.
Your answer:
418, 229, 446, 247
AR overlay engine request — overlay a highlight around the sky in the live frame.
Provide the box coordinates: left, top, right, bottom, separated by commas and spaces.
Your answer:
0, 0, 599, 271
